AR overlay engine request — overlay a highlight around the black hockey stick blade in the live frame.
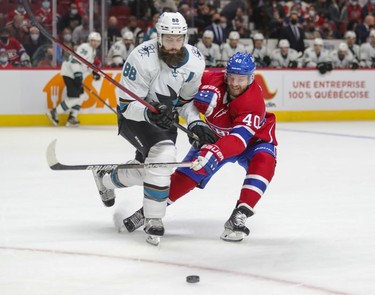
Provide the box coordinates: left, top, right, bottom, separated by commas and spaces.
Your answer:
47, 140, 193, 171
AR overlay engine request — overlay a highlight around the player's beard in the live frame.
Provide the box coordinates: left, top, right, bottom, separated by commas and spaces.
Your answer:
159, 46, 186, 67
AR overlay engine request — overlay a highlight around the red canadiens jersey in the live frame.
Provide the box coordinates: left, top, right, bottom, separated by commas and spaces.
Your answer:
200, 71, 277, 159
0, 38, 26, 64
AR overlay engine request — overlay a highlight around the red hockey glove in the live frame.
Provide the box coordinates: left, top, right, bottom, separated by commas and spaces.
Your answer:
192, 144, 224, 175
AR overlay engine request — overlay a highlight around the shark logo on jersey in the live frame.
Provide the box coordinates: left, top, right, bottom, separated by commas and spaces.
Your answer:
155, 85, 178, 106
138, 44, 156, 57
191, 47, 203, 60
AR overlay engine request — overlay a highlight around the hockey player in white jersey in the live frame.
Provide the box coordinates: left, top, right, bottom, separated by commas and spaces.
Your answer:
270, 39, 301, 68
46, 32, 101, 127
106, 31, 135, 67
92, 12, 216, 245
196, 30, 222, 67
330, 43, 359, 69
345, 31, 360, 62
302, 38, 332, 74
359, 30, 375, 68
221, 31, 245, 63
246, 33, 271, 68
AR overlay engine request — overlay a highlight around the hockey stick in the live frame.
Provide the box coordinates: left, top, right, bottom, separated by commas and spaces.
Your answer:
82, 83, 117, 114
21, 0, 198, 140
47, 140, 194, 171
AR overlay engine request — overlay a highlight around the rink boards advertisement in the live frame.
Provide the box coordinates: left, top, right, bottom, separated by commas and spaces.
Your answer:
0, 69, 374, 126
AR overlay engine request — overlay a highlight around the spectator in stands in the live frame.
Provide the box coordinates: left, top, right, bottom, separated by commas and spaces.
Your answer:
6, 2, 27, 24
347, 0, 363, 30
195, 1, 212, 33
72, 13, 90, 45
111, 0, 124, 5
232, 16, 250, 38
344, 31, 360, 61
59, 2, 82, 34
313, 0, 330, 19
34, 0, 55, 33
205, 12, 226, 46
246, 33, 271, 68
304, 18, 322, 40
281, 11, 306, 53
269, 19, 284, 39
144, 13, 160, 41
107, 31, 135, 67
302, 38, 332, 74
355, 15, 374, 44
0, 48, 13, 69
319, 19, 337, 39
221, 31, 245, 63
154, 0, 178, 13
327, 0, 341, 27
330, 42, 359, 69
178, 4, 196, 27
36, 45, 55, 68
24, 26, 49, 63
0, 27, 29, 67
220, 0, 246, 26
270, 39, 301, 68
6, 15, 29, 45
220, 15, 232, 39
196, 30, 222, 67
262, 0, 286, 37
107, 16, 122, 49
359, 29, 375, 68
121, 16, 144, 46
56, 27, 76, 65
361, 0, 374, 19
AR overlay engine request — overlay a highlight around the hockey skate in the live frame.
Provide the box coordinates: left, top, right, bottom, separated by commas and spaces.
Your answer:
220, 205, 254, 242
123, 208, 145, 232
46, 109, 59, 126
92, 170, 116, 207
66, 114, 80, 127
144, 218, 164, 246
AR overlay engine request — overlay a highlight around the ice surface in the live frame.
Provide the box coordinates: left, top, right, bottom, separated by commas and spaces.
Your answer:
1, 121, 375, 295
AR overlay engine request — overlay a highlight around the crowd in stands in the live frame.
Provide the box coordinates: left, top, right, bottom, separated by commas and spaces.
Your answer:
0, 0, 374, 70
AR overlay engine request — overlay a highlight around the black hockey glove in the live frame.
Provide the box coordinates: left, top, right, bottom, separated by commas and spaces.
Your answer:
326, 62, 333, 72
317, 62, 327, 74
351, 62, 359, 70
73, 72, 83, 87
145, 101, 179, 129
288, 60, 298, 68
188, 120, 218, 149
92, 71, 101, 81
263, 55, 271, 66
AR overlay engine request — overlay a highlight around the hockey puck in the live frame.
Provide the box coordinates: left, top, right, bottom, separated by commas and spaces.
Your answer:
186, 275, 200, 283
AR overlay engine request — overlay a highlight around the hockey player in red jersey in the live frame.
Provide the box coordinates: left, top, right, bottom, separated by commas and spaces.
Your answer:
122, 52, 277, 242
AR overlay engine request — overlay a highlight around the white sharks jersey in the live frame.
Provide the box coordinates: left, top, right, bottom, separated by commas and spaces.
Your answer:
270, 48, 301, 68
196, 41, 222, 67
118, 39, 205, 125
61, 43, 96, 78
221, 43, 245, 63
359, 42, 375, 68
330, 50, 357, 68
302, 47, 331, 68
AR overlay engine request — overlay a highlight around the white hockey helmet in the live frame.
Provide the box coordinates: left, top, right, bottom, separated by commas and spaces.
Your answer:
338, 42, 348, 52
122, 31, 134, 40
156, 12, 188, 47
253, 33, 264, 40
229, 31, 240, 40
370, 29, 375, 38
345, 31, 356, 39
88, 32, 101, 42
203, 30, 214, 39
279, 39, 290, 48
314, 38, 324, 46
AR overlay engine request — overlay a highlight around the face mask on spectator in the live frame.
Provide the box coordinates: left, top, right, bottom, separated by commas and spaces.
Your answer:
0, 57, 7, 64
0, 37, 8, 44
42, 1, 50, 9
291, 19, 297, 25
64, 34, 72, 41
31, 34, 40, 41
71, 9, 78, 15
17, 6, 25, 13
220, 23, 227, 29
